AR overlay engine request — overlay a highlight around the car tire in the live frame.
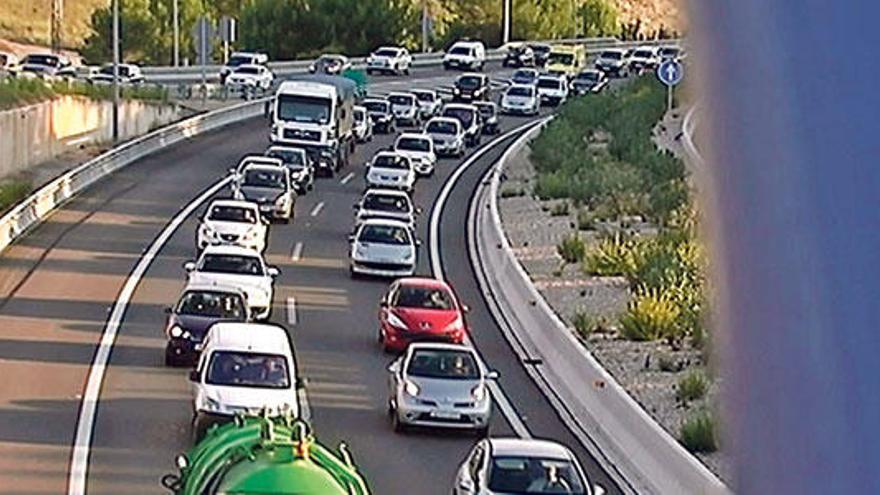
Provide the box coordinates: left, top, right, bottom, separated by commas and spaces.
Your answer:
164, 347, 180, 367
404, 66, 410, 76
443, 63, 451, 71
192, 415, 212, 444
391, 410, 407, 433
367, 68, 373, 75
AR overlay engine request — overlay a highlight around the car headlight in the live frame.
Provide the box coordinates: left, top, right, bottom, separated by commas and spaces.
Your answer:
453, 88, 461, 95
387, 312, 409, 331
443, 314, 464, 333
203, 396, 221, 412
404, 379, 420, 397
275, 195, 289, 207
169, 325, 184, 338
471, 383, 487, 402
403, 250, 415, 262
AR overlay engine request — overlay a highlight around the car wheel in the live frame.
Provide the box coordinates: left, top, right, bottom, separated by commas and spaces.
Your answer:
443, 63, 451, 71
164, 347, 180, 367
404, 66, 410, 75
366, 68, 373, 75
192, 415, 212, 444
391, 410, 407, 433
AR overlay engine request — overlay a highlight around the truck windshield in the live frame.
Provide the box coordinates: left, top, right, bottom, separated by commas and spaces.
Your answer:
549, 53, 574, 65
276, 94, 331, 124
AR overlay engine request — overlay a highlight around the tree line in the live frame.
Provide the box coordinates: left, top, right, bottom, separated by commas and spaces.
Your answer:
82, 0, 625, 65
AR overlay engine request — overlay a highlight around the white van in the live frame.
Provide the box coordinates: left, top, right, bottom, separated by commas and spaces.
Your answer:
443, 40, 486, 71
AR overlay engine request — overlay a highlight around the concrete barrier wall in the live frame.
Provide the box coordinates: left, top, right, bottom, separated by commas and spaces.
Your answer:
0, 96, 183, 178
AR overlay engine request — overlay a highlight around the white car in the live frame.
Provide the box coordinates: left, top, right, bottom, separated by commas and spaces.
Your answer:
454, 438, 606, 495
220, 51, 269, 82
184, 245, 279, 320
394, 133, 437, 176
595, 48, 629, 77
441, 103, 483, 147
444, 40, 486, 71
309, 54, 351, 75
233, 161, 296, 222
629, 45, 661, 72
536, 74, 569, 106
264, 146, 315, 195
353, 105, 374, 143
18, 53, 70, 78
367, 46, 412, 75
354, 188, 418, 229
365, 151, 416, 192
197, 200, 267, 254
501, 84, 540, 115
88, 63, 145, 85
349, 218, 418, 278
424, 117, 466, 158
411, 89, 442, 119
388, 92, 422, 127
190, 322, 299, 440
387, 343, 496, 434
224, 64, 274, 92
0, 52, 19, 73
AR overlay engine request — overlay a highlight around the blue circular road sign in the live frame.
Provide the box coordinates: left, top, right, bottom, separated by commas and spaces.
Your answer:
657, 60, 684, 86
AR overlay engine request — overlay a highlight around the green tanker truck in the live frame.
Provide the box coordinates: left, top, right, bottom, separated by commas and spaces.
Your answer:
162, 414, 370, 495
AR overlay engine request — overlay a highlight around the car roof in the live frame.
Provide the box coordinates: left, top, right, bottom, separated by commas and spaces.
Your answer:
242, 163, 287, 174
208, 199, 259, 210
266, 145, 306, 154
406, 342, 473, 355
236, 63, 264, 70
411, 89, 437, 95
508, 84, 535, 91
181, 281, 248, 297
240, 155, 283, 166
601, 48, 627, 54
388, 91, 417, 98
206, 323, 292, 355
397, 132, 431, 141
396, 277, 452, 290
488, 438, 576, 460
427, 116, 461, 125
360, 217, 411, 228
376, 46, 403, 52
459, 72, 485, 78
364, 188, 410, 198
373, 150, 406, 160
444, 103, 478, 111
364, 97, 390, 105
200, 244, 266, 257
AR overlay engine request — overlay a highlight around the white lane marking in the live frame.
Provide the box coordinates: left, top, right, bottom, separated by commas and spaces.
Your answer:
339, 172, 355, 185
68, 175, 232, 495
429, 119, 543, 439
287, 296, 298, 325
291, 241, 303, 262
309, 201, 325, 217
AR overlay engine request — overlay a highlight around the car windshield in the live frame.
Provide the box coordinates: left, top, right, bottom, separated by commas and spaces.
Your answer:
389, 94, 415, 106
530, 44, 551, 54
394, 285, 454, 310
634, 50, 654, 58
601, 51, 623, 60
537, 78, 561, 89
354, 109, 366, 121
266, 149, 305, 166
449, 46, 471, 56
576, 72, 599, 82
375, 48, 399, 57
199, 254, 265, 275
243, 168, 285, 189
319, 56, 343, 65
99, 65, 131, 76
209, 205, 257, 224
488, 456, 586, 494
364, 100, 389, 113
407, 350, 479, 380
427, 120, 458, 135
549, 52, 574, 65
372, 155, 409, 170
660, 47, 680, 57
206, 351, 290, 389
276, 94, 331, 124
227, 55, 253, 67
443, 108, 474, 127
514, 70, 536, 80
457, 76, 482, 89
177, 291, 247, 319
476, 104, 495, 117
363, 194, 410, 213
413, 92, 435, 102
397, 137, 430, 152
508, 86, 533, 97
235, 66, 260, 74
358, 224, 411, 245
23, 54, 59, 66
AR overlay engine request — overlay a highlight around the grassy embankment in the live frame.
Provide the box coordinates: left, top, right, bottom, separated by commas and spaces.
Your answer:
0, 76, 168, 110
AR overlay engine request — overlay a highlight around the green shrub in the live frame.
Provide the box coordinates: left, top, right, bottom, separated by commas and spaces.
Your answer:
680, 410, 718, 453
0, 180, 33, 212
676, 370, 709, 403
571, 311, 595, 338
583, 234, 637, 278
619, 286, 683, 343
557, 234, 586, 264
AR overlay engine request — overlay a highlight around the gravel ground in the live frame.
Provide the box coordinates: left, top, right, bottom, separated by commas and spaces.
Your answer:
497, 137, 731, 483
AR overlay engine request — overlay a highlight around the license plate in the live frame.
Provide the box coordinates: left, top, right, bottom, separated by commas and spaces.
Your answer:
431, 410, 461, 420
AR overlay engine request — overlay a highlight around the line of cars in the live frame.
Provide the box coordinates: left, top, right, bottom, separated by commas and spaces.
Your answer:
0, 52, 147, 84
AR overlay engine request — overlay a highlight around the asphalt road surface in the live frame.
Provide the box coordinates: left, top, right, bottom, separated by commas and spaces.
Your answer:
0, 63, 623, 494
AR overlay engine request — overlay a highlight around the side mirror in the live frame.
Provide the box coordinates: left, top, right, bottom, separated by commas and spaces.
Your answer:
387, 359, 401, 374
348, 234, 356, 243
267, 266, 280, 277
461, 304, 471, 313
188, 370, 199, 382
486, 370, 500, 380
415, 206, 424, 215
175, 454, 189, 470
295, 376, 309, 389
183, 261, 196, 272
353, 203, 360, 210
593, 485, 606, 495
164, 307, 173, 315
458, 477, 475, 492
380, 300, 389, 308
415, 239, 423, 247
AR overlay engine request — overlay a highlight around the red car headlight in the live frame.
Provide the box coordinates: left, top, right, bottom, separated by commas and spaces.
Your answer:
387, 312, 409, 331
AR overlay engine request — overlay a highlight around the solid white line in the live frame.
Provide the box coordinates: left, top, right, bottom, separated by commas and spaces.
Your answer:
339, 172, 355, 185
287, 296, 298, 326
67, 175, 232, 495
309, 201, 325, 217
428, 119, 544, 440
290, 241, 303, 262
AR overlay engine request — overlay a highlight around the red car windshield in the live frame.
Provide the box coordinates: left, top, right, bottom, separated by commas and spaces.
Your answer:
394, 285, 454, 310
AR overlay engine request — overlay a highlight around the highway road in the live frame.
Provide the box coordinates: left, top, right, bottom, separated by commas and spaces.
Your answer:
0, 63, 622, 494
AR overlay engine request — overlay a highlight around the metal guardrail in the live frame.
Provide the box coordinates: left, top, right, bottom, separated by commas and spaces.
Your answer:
144, 37, 676, 84
468, 120, 730, 495
0, 97, 267, 255
682, 104, 704, 166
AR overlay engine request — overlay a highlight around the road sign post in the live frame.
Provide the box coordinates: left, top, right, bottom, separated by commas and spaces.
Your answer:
192, 16, 215, 107
219, 16, 237, 64
657, 59, 684, 112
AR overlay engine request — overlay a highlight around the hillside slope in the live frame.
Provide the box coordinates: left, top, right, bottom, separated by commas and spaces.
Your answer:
0, 0, 107, 48
613, 0, 686, 36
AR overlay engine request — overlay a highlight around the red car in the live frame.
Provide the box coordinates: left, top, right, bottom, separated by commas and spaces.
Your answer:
378, 277, 469, 352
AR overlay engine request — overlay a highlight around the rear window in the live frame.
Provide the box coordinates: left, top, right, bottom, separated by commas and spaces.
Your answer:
266, 149, 305, 166
634, 50, 654, 58
358, 224, 411, 245
413, 91, 435, 102
375, 48, 400, 57
443, 108, 474, 127
449, 46, 472, 56
457, 76, 482, 89
243, 169, 285, 189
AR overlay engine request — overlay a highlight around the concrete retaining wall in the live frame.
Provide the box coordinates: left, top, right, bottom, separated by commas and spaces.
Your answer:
0, 96, 183, 178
